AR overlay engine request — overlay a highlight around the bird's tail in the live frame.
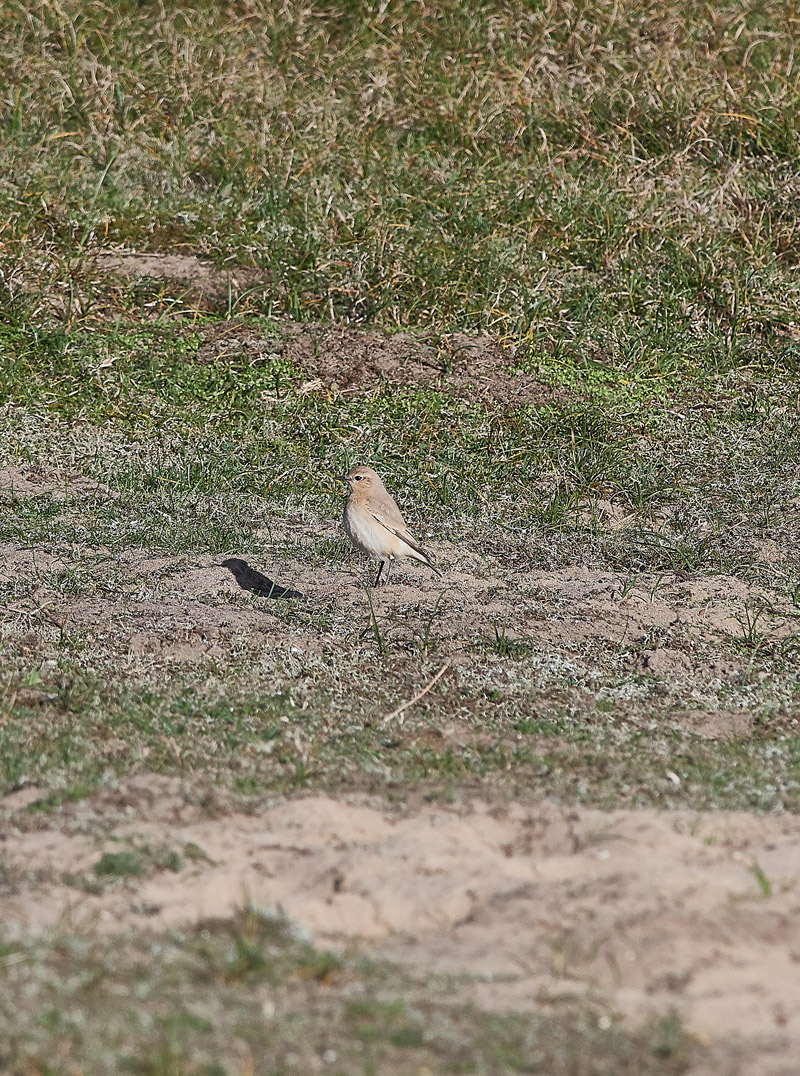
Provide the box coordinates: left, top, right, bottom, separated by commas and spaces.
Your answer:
406, 543, 441, 576
371, 512, 443, 578
413, 550, 443, 576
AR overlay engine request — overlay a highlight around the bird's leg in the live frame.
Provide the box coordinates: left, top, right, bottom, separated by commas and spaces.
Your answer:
373, 560, 385, 587
384, 558, 394, 584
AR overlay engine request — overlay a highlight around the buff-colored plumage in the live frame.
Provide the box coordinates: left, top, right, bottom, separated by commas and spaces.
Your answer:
342, 465, 441, 586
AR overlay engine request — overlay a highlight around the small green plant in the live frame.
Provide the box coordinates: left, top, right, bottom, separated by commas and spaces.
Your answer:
488, 624, 537, 659
749, 861, 773, 898
92, 840, 185, 882
515, 717, 561, 735
734, 601, 771, 652
619, 574, 640, 600
94, 850, 143, 879
362, 585, 387, 655
650, 1011, 691, 1063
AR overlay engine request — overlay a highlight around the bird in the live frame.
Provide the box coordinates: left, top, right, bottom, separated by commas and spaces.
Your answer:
341, 465, 442, 586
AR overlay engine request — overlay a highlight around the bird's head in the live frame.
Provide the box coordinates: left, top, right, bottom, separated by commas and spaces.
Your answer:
342, 465, 380, 495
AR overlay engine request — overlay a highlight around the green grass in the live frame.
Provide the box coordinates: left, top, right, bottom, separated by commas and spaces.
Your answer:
4, 0, 800, 349
0, 909, 695, 1076
2, 645, 799, 813
1, 355, 799, 580
1, 1, 800, 1068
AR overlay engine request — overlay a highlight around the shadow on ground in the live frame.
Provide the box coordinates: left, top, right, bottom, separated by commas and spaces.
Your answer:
221, 557, 305, 600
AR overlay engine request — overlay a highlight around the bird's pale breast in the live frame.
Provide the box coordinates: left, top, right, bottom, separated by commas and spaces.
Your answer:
344, 500, 408, 561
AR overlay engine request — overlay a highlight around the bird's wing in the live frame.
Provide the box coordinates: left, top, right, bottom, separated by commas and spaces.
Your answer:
369, 512, 438, 567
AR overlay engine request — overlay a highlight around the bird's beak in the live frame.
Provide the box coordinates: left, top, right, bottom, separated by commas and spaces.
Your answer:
339, 474, 349, 484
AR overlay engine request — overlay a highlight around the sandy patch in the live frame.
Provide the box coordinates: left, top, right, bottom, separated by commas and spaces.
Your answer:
94, 251, 269, 307
1, 781, 798, 1073
0, 464, 114, 502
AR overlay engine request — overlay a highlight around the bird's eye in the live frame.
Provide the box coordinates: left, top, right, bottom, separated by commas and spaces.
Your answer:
354, 475, 363, 481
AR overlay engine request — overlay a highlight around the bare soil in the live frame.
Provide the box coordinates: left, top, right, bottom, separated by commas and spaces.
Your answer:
2, 779, 799, 1075
94, 251, 270, 307
0, 463, 115, 502
194, 319, 565, 405
3, 420, 799, 1075
0, 525, 790, 692
92, 256, 557, 406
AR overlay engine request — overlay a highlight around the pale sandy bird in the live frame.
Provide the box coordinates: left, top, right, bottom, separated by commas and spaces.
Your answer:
342, 465, 441, 586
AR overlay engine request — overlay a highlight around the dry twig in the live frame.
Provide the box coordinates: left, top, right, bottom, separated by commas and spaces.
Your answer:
382, 661, 451, 725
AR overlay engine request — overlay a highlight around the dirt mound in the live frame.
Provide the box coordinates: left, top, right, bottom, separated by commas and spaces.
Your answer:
2, 784, 798, 1073
288, 325, 555, 406
194, 321, 561, 405
92, 258, 555, 404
